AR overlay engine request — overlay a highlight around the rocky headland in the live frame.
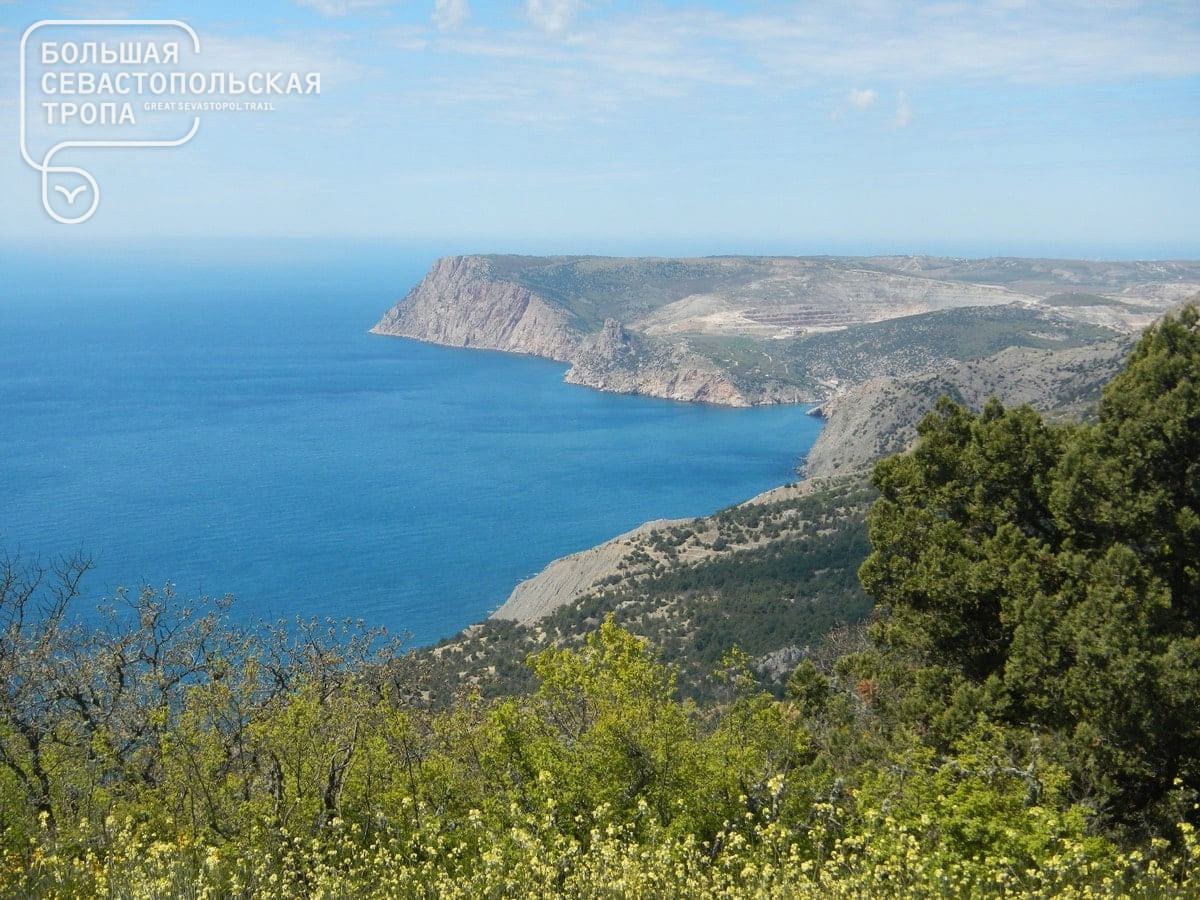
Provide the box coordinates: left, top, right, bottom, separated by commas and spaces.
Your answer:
371, 256, 1200, 630
372, 254, 1199, 407
370, 255, 582, 362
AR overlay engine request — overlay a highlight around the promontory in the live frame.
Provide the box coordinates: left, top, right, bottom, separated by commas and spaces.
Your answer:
372, 254, 1199, 408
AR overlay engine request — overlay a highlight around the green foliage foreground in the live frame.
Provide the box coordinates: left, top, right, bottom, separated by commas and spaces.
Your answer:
3, 618, 1197, 898
3, 307, 1199, 898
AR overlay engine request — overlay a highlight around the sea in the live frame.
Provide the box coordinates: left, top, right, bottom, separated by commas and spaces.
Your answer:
1, 241, 823, 647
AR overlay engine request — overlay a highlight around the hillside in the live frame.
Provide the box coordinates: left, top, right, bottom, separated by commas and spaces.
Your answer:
398, 316, 1129, 705
377, 261, 1198, 706
801, 334, 1135, 479
372, 254, 1200, 405
393, 473, 876, 706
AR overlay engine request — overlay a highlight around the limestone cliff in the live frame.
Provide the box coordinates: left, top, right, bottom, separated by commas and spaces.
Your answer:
563, 319, 751, 406
370, 256, 582, 362
373, 254, 1197, 409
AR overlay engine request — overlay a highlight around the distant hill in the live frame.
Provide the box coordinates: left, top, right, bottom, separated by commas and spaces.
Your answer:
801, 333, 1135, 479
373, 254, 1200, 406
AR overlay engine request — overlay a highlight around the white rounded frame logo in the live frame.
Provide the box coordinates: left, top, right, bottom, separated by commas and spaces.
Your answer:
20, 20, 202, 225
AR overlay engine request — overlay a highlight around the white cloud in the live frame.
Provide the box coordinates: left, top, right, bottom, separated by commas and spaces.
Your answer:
404, 0, 1200, 129
342, 0, 1199, 134
433, 0, 470, 30
197, 32, 381, 88
292, 0, 395, 16
847, 88, 878, 109
700, 2, 1199, 86
526, 0, 583, 34
59, 0, 139, 15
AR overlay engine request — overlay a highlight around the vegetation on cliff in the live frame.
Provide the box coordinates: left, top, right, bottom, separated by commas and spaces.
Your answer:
410, 475, 876, 707
3, 306, 1198, 897
857, 304, 1200, 832
374, 254, 1198, 407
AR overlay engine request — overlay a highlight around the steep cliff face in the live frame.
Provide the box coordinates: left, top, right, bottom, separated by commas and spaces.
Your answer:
370, 256, 582, 362
372, 259, 757, 405
372, 254, 1196, 412
563, 319, 752, 406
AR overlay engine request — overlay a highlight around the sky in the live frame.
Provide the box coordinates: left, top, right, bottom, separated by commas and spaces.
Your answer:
1, 0, 1198, 258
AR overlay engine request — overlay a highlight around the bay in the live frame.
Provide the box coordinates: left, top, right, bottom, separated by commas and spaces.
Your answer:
0, 243, 823, 646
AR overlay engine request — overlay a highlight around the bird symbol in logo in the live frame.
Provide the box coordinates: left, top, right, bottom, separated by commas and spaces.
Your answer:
55, 184, 89, 205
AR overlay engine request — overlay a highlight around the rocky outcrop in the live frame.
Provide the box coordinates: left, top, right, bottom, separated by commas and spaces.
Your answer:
492, 476, 861, 626
492, 517, 689, 624
563, 319, 751, 406
370, 256, 582, 362
802, 338, 1133, 480
371, 257, 1191, 503
373, 255, 1200, 409
371, 260, 753, 405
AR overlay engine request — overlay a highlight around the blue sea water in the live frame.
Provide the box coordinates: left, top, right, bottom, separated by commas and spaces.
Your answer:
1, 243, 823, 646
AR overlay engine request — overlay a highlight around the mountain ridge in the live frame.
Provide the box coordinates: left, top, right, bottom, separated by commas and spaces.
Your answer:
372, 254, 1198, 407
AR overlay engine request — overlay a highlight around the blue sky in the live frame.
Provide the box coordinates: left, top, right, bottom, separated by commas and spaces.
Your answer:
2, 0, 1198, 257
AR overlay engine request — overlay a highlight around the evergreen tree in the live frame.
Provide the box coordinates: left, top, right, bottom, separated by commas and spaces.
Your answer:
859, 306, 1200, 829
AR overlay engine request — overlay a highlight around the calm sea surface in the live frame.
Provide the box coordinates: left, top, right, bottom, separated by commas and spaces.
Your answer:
1, 244, 823, 646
